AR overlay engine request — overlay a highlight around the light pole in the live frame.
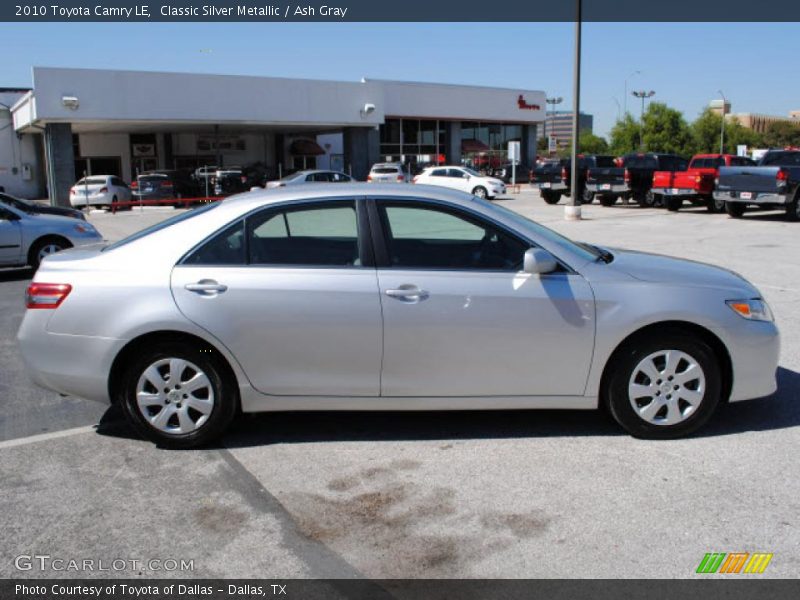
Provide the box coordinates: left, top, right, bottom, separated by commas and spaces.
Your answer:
718, 90, 727, 154
623, 70, 641, 115
612, 97, 621, 121
545, 96, 562, 155
565, 0, 582, 221
632, 90, 655, 150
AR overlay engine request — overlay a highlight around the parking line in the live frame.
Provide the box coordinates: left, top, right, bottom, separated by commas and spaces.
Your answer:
0, 425, 96, 450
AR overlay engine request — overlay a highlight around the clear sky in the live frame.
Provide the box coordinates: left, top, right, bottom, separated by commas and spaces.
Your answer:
1, 21, 797, 137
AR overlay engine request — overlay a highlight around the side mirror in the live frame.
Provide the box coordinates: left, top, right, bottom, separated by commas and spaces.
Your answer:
523, 248, 557, 275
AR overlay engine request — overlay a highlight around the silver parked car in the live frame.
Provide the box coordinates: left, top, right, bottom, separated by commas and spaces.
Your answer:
0, 202, 103, 270
18, 184, 779, 448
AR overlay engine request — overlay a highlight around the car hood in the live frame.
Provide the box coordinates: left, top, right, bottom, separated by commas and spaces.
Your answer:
606, 247, 759, 295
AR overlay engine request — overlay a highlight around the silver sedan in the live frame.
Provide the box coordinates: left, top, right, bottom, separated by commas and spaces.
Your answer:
0, 202, 103, 270
17, 184, 779, 448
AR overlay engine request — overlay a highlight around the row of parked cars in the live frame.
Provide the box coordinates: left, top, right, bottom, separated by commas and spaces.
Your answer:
531, 148, 800, 221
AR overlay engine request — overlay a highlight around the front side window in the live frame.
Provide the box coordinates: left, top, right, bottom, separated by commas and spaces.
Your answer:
379, 202, 529, 270
248, 201, 360, 267
447, 168, 467, 178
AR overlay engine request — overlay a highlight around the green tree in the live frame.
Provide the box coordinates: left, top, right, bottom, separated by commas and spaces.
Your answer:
578, 130, 609, 154
641, 102, 695, 156
763, 121, 800, 147
609, 113, 640, 155
691, 108, 764, 154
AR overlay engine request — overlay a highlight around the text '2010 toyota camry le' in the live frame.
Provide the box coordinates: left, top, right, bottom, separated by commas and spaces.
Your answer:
17, 184, 779, 448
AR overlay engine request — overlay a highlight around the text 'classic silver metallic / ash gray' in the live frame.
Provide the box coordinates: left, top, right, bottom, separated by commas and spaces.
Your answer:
17, 184, 779, 448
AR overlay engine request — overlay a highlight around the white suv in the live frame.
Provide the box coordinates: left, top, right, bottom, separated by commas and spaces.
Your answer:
412, 166, 506, 199
368, 163, 409, 183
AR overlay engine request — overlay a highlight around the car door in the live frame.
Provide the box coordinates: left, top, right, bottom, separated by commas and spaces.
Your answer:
171, 199, 383, 397
0, 207, 22, 265
373, 199, 595, 397
447, 168, 472, 193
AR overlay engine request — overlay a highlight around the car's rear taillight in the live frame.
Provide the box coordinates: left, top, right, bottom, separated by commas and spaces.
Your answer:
367, 175, 373, 181
162, 181, 174, 189
130, 181, 138, 189
99, 187, 108, 194
560, 167, 567, 181
69, 187, 76, 195
26, 283, 72, 309
412, 176, 419, 183
695, 174, 703, 184
777, 168, 789, 183
397, 175, 405, 182
624, 169, 631, 183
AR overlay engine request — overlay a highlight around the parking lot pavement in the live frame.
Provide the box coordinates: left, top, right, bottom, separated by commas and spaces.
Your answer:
1, 190, 798, 578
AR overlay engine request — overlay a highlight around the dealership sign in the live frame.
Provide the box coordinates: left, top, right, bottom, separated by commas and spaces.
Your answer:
517, 95, 541, 111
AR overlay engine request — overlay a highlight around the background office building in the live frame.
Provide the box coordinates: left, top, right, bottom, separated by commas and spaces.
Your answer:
537, 111, 594, 149
8, 67, 546, 203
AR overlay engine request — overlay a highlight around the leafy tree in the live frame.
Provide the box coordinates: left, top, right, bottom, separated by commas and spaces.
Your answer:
578, 130, 609, 154
641, 102, 695, 156
691, 108, 764, 154
609, 113, 640, 155
762, 121, 800, 148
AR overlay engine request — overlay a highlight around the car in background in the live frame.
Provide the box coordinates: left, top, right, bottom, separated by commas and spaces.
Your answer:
531, 159, 568, 204
493, 163, 531, 185
368, 163, 409, 183
412, 166, 506, 199
586, 157, 627, 206
265, 170, 354, 189
69, 175, 132, 209
622, 153, 689, 207
561, 155, 618, 204
1, 192, 85, 220
132, 170, 199, 205
212, 169, 248, 197
0, 201, 102, 270
651, 154, 756, 213
17, 184, 779, 448
715, 149, 800, 221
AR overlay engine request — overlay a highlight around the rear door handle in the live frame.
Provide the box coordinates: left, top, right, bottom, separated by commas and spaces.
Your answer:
385, 286, 429, 302
185, 280, 228, 294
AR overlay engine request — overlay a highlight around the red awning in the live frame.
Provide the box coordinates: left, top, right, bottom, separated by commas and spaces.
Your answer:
461, 139, 490, 153
290, 139, 326, 156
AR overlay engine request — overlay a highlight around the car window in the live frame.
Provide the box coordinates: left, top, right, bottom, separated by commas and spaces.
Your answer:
761, 151, 800, 166
183, 220, 245, 265
104, 203, 219, 252
330, 173, 350, 182
379, 202, 529, 271
76, 177, 107, 186
373, 167, 400, 174
247, 201, 360, 267
447, 168, 466, 178
675, 158, 689, 171
430, 169, 447, 177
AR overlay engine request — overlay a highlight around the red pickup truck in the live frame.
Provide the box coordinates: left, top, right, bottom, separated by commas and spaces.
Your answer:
651, 154, 756, 212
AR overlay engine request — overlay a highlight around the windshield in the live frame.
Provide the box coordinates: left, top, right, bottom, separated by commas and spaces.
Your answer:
462, 167, 481, 177
103, 203, 219, 252
479, 199, 603, 263
372, 167, 401, 174
76, 177, 107, 186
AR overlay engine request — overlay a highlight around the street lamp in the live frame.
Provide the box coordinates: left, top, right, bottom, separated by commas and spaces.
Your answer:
565, 0, 582, 221
718, 90, 727, 155
545, 96, 563, 154
612, 97, 621, 121
623, 70, 641, 115
632, 90, 655, 150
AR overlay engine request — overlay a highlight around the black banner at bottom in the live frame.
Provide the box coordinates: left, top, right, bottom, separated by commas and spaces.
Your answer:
3, 579, 800, 600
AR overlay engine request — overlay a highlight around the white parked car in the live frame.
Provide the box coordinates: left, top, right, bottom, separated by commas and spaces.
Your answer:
265, 170, 354, 189
368, 163, 409, 183
69, 175, 132, 208
413, 166, 506, 199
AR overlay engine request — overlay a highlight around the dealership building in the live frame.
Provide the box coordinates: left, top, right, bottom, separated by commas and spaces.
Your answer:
7, 67, 545, 203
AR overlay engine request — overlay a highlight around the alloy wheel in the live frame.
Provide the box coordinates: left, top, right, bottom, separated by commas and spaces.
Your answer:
627, 349, 706, 426
135, 358, 215, 434
37, 243, 64, 262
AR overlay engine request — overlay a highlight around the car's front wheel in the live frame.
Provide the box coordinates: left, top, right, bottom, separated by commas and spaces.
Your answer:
28, 237, 71, 271
605, 332, 722, 439
472, 186, 488, 199
118, 342, 238, 448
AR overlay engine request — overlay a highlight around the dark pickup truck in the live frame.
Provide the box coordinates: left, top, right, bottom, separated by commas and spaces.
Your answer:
603, 153, 689, 207
714, 149, 800, 221
560, 155, 618, 204
531, 159, 567, 204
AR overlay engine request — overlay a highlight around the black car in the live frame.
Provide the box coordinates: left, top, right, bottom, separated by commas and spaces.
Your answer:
493, 163, 531, 185
0, 192, 86, 220
561, 155, 619, 204
132, 170, 199, 205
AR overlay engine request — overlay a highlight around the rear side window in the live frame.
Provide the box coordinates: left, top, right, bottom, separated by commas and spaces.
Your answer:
183, 220, 245, 265
624, 156, 657, 169
430, 169, 447, 177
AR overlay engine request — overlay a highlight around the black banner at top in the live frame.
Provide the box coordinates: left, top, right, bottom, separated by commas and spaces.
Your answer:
4, 0, 800, 22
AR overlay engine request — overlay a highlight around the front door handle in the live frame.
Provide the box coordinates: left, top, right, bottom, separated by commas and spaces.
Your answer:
185, 280, 228, 295
385, 285, 429, 302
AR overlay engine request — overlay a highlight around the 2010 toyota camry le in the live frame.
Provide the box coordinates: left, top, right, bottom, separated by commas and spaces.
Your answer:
17, 184, 779, 448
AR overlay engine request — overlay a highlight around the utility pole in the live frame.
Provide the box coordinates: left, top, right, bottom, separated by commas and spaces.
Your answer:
632, 90, 655, 150
565, 0, 582, 221
624, 70, 641, 115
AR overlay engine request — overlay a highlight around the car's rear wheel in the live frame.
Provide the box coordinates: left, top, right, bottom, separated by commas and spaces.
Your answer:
725, 202, 746, 218
28, 237, 71, 271
599, 194, 618, 207
472, 186, 488, 199
707, 196, 726, 213
605, 332, 722, 439
665, 196, 682, 212
541, 190, 561, 205
581, 188, 594, 204
118, 342, 238, 448
785, 195, 800, 222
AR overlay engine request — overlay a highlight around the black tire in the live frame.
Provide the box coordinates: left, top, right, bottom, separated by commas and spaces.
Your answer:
605, 331, 722, 439
28, 236, 71, 271
599, 194, 618, 207
725, 202, 746, 218
707, 196, 726, 213
541, 190, 561, 205
633, 190, 647, 207
472, 186, 488, 199
665, 196, 682, 212
581, 187, 594, 205
785, 195, 800, 222
118, 341, 238, 449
